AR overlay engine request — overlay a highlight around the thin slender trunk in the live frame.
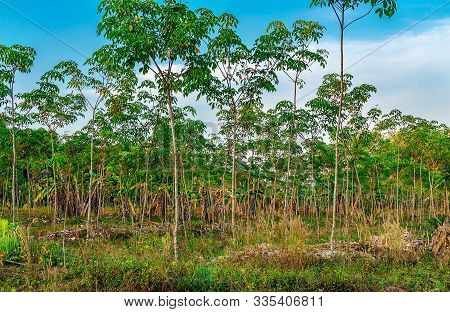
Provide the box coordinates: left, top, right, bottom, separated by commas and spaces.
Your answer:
396, 144, 400, 223
27, 163, 31, 216
141, 149, 150, 231
345, 155, 349, 230
86, 108, 96, 237
331, 6, 345, 250
284, 77, 298, 218
231, 103, 237, 239
166, 86, 179, 261
62, 177, 68, 268
221, 169, 226, 228
419, 159, 423, 225
311, 147, 320, 237
412, 162, 416, 219
50, 131, 58, 227
96, 146, 106, 225
271, 157, 279, 220
10, 79, 16, 223
428, 167, 434, 216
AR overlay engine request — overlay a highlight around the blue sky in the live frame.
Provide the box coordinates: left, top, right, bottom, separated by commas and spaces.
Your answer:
1, 0, 449, 80
1, 0, 450, 126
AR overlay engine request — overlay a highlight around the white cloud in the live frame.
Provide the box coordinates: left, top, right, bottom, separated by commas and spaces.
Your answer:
259, 18, 450, 125
63, 18, 450, 134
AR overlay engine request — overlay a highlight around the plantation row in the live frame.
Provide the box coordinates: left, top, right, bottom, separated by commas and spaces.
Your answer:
0, 0, 448, 259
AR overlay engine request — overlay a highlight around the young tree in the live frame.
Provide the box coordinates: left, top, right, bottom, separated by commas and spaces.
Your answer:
50, 52, 131, 234
185, 13, 278, 235
97, 0, 216, 260
255, 20, 327, 216
20, 70, 86, 224
309, 0, 397, 249
107, 78, 158, 229
0, 45, 36, 222
308, 73, 376, 246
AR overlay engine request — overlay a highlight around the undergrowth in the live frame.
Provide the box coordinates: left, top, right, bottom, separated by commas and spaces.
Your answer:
0, 214, 448, 292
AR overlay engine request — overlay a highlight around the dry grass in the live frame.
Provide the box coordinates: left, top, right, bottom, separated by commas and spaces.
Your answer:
18, 225, 32, 266
368, 222, 426, 262
237, 217, 311, 251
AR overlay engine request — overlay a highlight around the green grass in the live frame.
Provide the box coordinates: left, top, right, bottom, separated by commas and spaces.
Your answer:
0, 211, 448, 292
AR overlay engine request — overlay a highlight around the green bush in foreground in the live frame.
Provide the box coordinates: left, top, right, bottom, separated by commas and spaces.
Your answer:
0, 219, 20, 262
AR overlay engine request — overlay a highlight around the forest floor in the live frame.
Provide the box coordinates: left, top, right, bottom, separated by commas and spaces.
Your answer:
0, 207, 449, 292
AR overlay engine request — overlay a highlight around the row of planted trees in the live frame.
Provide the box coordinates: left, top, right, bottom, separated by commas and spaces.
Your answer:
0, 0, 448, 256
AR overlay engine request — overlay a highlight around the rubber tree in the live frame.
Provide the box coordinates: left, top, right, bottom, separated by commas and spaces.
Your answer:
375, 109, 405, 222
97, 0, 216, 260
308, 73, 376, 235
107, 78, 158, 229
255, 20, 328, 217
184, 13, 278, 236
310, 0, 397, 249
19, 69, 86, 225
51, 53, 128, 235
0, 45, 36, 222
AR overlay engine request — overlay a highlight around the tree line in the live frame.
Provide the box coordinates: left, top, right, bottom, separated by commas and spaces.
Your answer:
0, 0, 448, 257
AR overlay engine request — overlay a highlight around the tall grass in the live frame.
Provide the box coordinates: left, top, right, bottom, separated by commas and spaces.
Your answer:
368, 222, 422, 262
235, 217, 311, 250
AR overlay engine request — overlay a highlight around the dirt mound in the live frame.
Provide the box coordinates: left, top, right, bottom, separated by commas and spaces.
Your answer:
38, 226, 133, 241
431, 224, 450, 262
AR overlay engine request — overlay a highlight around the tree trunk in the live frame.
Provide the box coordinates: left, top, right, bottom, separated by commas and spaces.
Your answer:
86, 108, 96, 237
396, 144, 400, 223
166, 85, 179, 261
331, 6, 345, 250
50, 131, 58, 227
284, 77, 298, 218
140, 149, 150, 231
231, 103, 237, 239
10, 79, 16, 223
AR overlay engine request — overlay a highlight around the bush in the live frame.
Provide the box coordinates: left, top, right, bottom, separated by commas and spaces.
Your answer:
0, 219, 21, 262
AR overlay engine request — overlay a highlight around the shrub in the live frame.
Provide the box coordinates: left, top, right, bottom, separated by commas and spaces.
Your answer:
0, 219, 21, 262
